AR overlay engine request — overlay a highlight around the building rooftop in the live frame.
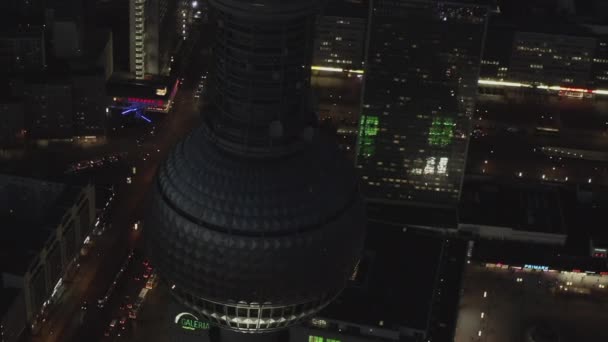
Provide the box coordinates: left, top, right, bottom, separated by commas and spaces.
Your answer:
319, 221, 444, 333
564, 186, 608, 253
366, 201, 459, 229
459, 178, 567, 236
0, 174, 81, 276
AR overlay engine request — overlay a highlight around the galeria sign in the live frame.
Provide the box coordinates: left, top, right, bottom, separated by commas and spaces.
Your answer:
175, 312, 210, 331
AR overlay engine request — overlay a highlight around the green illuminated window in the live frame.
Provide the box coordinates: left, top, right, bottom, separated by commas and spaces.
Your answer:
428, 117, 455, 147
309, 336, 324, 342
360, 115, 379, 136
327, 339, 341, 342
358, 115, 379, 157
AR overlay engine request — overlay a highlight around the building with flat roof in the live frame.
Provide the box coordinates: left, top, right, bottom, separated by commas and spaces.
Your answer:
459, 178, 568, 245
292, 217, 470, 342
0, 175, 95, 342
308, 224, 443, 341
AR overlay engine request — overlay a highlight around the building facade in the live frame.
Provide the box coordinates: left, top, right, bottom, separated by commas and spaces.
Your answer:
72, 73, 109, 137
509, 31, 596, 86
22, 80, 74, 141
0, 177, 96, 342
23, 184, 96, 327
313, 14, 367, 71
0, 26, 46, 74
357, 0, 490, 206
130, 0, 178, 79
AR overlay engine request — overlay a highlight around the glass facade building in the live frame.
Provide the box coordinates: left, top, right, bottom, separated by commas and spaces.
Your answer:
357, 0, 491, 206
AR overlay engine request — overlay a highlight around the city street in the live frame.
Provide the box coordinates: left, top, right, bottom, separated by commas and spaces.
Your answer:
19, 20, 207, 342
454, 263, 608, 342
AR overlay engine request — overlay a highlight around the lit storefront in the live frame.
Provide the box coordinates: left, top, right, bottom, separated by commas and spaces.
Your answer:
107, 77, 179, 114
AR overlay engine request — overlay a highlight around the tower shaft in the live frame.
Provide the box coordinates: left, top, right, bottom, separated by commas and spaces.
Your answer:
206, 0, 323, 157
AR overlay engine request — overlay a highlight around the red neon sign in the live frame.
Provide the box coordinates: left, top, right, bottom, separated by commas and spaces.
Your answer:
127, 97, 165, 106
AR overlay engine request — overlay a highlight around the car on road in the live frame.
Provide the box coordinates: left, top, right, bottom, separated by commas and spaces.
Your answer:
98, 297, 107, 308
104, 320, 117, 337
146, 273, 158, 289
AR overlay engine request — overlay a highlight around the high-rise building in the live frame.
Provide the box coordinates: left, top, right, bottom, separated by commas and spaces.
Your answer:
313, 0, 367, 71
129, 0, 178, 79
357, 0, 491, 207
130, 0, 147, 79
144, 0, 365, 340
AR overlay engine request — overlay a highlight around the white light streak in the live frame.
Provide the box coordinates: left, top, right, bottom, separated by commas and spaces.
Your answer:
424, 157, 436, 175
437, 157, 448, 174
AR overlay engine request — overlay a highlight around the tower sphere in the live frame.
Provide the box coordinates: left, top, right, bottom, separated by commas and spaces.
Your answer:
144, 0, 366, 333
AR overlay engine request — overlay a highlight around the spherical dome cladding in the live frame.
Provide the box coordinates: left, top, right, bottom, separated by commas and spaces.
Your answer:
144, 126, 366, 333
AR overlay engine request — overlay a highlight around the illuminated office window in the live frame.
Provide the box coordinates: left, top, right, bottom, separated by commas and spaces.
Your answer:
358, 115, 379, 157
428, 117, 455, 147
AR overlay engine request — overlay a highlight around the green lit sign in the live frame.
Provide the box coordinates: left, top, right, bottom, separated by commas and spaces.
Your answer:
175, 312, 210, 331
358, 115, 379, 157
309, 336, 341, 342
428, 117, 455, 147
